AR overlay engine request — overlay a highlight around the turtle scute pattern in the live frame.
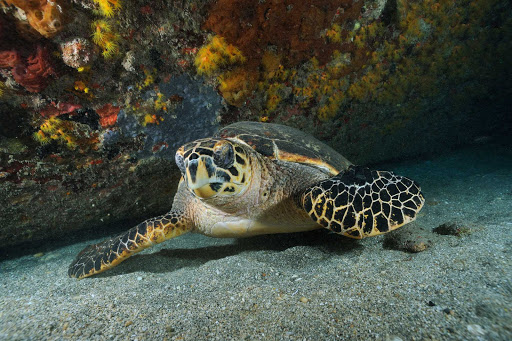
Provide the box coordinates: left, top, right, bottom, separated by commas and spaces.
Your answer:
68, 212, 186, 279
302, 165, 425, 239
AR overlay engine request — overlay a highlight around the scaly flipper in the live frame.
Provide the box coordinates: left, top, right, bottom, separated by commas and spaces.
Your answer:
68, 212, 190, 278
302, 166, 424, 239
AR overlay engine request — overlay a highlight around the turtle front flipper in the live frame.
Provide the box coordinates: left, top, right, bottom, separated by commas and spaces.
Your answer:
68, 212, 190, 279
301, 166, 424, 239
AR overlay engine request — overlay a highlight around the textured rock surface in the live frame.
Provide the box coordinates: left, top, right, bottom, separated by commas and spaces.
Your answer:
0, 75, 220, 249
0, 0, 511, 248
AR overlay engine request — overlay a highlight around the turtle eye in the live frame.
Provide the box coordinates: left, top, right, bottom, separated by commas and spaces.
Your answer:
213, 142, 234, 169
175, 153, 186, 174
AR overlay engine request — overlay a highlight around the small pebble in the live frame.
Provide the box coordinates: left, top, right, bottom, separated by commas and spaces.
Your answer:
467, 324, 485, 336
385, 336, 403, 341
433, 222, 471, 236
443, 308, 455, 315
427, 301, 436, 306
291, 275, 302, 281
299, 297, 309, 303
409, 242, 428, 252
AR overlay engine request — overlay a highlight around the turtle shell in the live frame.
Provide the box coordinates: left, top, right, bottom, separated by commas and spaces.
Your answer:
217, 121, 352, 175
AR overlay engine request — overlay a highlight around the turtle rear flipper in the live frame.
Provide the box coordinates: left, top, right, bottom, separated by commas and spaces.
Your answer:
68, 212, 190, 279
301, 166, 425, 239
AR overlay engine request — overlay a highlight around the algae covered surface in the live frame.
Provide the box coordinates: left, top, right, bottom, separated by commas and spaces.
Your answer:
1, 142, 511, 340
1, 0, 511, 247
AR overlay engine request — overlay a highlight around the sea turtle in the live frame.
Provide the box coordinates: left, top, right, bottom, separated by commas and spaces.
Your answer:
69, 121, 424, 279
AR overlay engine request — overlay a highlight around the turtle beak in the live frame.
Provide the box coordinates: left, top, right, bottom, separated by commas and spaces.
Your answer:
192, 184, 219, 199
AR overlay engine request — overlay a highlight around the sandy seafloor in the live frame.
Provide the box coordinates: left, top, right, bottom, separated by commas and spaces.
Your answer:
1, 141, 511, 341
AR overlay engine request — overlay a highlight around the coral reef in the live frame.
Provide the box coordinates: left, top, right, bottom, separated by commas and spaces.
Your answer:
33, 117, 99, 151
1, 0, 510, 249
195, 36, 245, 75
39, 102, 82, 118
0, 50, 20, 68
197, 0, 364, 108
0, 0, 221, 248
95, 103, 120, 128
217, 68, 258, 107
199, 0, 512, 124
334, 0, 512, 126
203, 0, 362, 67
0, 45, 58, 92
91, 19, 120, 59
92, 0, 121, 18
2, 0, 67, 38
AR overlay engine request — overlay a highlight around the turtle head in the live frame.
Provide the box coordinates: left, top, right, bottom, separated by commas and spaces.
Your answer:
176, 138, 252, 200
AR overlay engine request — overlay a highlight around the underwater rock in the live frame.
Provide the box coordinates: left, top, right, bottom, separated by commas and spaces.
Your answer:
0, 154, 181, 250
117, 74, 221, 159
0, 72, 221, 249
433, 222, 472, 237
383, 225, 432, 253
